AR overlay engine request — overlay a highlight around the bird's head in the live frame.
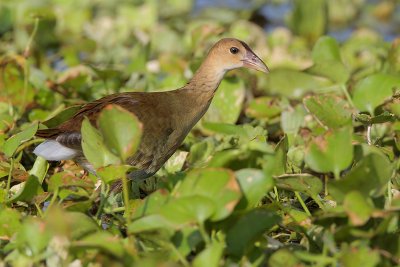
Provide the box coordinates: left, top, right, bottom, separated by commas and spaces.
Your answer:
207, 38, 269, 74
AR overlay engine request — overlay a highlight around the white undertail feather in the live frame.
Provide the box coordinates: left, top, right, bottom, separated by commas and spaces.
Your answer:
33, 140, 78, 161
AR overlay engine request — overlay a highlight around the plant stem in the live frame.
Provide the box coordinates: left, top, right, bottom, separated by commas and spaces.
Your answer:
199, 223, 211, 246
341, 84, 355, 109
295, 191, 311, 216
122, 173, 131, 225
367, 124, 372, 145
6, 158, 14, 196
22, 17, 40, 109
95, 182, 110, 219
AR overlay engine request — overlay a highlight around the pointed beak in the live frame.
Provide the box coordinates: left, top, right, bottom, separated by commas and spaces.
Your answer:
242, 49, 269, 74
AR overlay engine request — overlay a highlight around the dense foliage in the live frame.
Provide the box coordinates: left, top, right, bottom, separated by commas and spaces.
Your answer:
1, 0, 400, 266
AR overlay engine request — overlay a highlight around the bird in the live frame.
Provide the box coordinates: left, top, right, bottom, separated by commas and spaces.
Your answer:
33, 38, 269, 181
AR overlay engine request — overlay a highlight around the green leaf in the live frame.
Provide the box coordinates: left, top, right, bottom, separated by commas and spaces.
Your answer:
329, 153, 392, 202
304, 94, 352, 129
160, 195, 216, 225
3, 122, 38, 157
245, 97, 281, 119
226, 208, 280, 257
29, 156, 49, 184
343, 191, 374, 226
235, 169, 274, 210
305, 127, 353, 177
352, 73, 400, 114
43, 105, 81, 128
275, 174, 323, 198
81, 117, 120, 168
265, 69, 332, 98
128, 214, 174, 234
203, 78, 245, 124
288, 0, 327, 43
0, 208, 21, 238
72, 231, 125, 258
97, 165, 132, 184
175, 168, 241, 221
312, 36, 342, 63
98, 104, 142, 161
7, 175, 43, 203
193, 240, 224, 267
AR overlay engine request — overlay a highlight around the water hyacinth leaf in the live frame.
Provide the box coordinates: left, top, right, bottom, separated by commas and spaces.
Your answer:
245, 97, 281, 119
275, 174, 323, 198
193, 240, 224, 267
235, 169, 274, 210
343, 191, 374, 226
43, 105, 81, 128
288, 0, 327, 43
264, 69, 332, 98
308, 37, 350, 83
29, 156, 49, 184
329, 153, 392, 202
15, 217, 52, 257
312, 36, 342, 63
0, 208, 21, 239
352, 73, 400, 114
6, 175, 43, 203
98, 105, 142, 161
281, 104, 305, 134
97, 165, 132, 184
175, 168, 241, 220
304, 94, 352, 129
3, 122, 38, 157
203, 78, 245, 124
132, 190, 170, 219
81, 117, 120, 168
72, 231, 125, 258
305, 127, 353, 177
128, 214, 174, 234
339, 243, 381, 267
226, 208, 280, 256
160, 195, 216, 225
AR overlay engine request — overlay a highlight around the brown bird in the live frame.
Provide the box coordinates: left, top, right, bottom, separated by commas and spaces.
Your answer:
34, 38, 269, 180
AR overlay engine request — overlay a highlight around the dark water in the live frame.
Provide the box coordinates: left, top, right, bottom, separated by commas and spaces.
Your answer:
194, 0, 400, 42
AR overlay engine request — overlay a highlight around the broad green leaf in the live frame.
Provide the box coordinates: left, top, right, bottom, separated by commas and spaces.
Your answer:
245, 97, 281, 119
275, 174, 323, 198
97, 165, 132, 184
43, 105, 81, 128
281, 104, 305, 134
340, 243, 381, 267
72, 231, 125, 258
175, 168, 241, 220
264, 69, 332, 98
98, 105, 142, 161
343, 191, 374, 226
29, 156, 49, 184
352, 73, 400, 114
193, 240, 224, 267
269, 249, 301, 267
288, 0, 326, 43
226, 208, 280, 256
0, 208, 21, 238
329, 153, 392, 202
304, 94, 352, 129
160, 195, 216, 225
235, 169, 274, 210
3, 122, 38, 157
308, 37, 350, 83
202, 122, 246, 136
312, 36, 342, 63
305, 127, 353, 177
128, 214, 174, 234
203, 78, 245, 124
15, 217, 52, 257
132, 190, 170, 219
81, 117, 120, 168
6, 175, 43, 203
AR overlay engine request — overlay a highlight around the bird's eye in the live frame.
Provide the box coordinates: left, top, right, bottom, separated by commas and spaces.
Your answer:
230, 47, 239, 54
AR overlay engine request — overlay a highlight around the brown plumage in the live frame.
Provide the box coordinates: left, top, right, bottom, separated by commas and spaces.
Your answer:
34, 38, 269, 180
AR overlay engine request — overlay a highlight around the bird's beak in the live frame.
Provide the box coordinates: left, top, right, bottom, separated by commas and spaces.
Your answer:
242, 49, 269, 74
